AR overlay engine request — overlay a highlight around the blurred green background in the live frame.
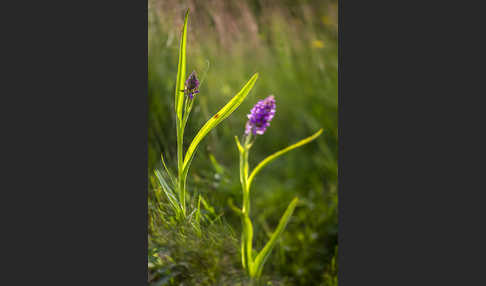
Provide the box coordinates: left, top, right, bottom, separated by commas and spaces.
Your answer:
148, 0, 338, 285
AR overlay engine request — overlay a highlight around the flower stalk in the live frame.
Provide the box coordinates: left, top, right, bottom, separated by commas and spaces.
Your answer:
176, 71, 199, 217
154, 8, 260, 222
233, 96, 323, 280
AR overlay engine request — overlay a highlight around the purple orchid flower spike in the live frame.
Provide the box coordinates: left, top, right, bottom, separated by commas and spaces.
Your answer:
184, 71, 200, 99
245, 95, 276, 135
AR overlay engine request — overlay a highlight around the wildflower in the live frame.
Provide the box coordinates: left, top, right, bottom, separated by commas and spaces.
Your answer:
312, 40, 325, 49
245, 95, 276, 135
185, 71, 200, 99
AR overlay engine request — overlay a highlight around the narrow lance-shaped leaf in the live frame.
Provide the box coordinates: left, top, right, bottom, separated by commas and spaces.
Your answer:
247, 129, 323, 189
174, 9, 189, 121
182, 73, 259, 173
252, 197, 299, 278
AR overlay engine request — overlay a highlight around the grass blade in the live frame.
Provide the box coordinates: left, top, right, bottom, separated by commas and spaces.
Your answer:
181, 73, 259, 173
154, 169, 180, 212
252, 197, 299, 278
200, 195, 216, 216
174, 9, 189, 121
247, 129, 323, 189
160, 153, 176, 186
209, 153, 225, 174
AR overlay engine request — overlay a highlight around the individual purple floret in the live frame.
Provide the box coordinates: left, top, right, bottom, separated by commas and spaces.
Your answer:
185, 71, 200, 99
245, 95, 276, 135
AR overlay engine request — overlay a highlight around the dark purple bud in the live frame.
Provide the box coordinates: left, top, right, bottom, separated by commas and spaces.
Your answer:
185, 71, 200, 99
245, 95, 276, 135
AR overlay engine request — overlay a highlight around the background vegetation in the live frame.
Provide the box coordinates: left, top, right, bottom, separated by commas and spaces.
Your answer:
148, 0, 338, 285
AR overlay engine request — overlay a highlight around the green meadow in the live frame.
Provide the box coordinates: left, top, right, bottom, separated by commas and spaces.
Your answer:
148, 1, 338, 285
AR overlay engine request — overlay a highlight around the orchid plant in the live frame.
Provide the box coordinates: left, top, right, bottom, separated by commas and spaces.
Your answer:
155, 9, 259, 220
232, 95, 323, 281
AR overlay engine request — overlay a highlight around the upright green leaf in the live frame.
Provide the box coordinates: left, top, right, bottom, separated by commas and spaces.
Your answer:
182, 73, 259, 173
252, 197, 299, 277
247, 129, 323, 189
174, 9, 189, 121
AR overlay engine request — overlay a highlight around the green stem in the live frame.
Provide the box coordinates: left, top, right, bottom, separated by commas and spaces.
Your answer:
241, 218, 247, 270
182, 97, 194, 130
177, 96, 197, 218
176, 105, 185, 217
239, 141, 248, 272
239, 134, 254, 276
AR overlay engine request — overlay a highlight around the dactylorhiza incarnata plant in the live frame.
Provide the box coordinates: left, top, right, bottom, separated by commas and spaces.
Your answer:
232, 95, 323, 281
154, 9, 259, 220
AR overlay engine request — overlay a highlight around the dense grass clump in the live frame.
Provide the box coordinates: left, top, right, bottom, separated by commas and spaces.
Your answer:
148, 0, 338, 285
148, 209, 244, 285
